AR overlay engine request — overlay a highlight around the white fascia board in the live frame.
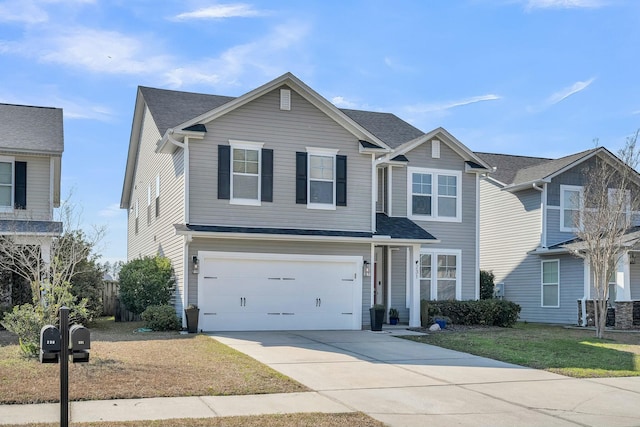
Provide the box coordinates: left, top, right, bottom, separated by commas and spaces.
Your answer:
503, 179, 551, 193
121, 90, 147, 209
174, 72, 391, 151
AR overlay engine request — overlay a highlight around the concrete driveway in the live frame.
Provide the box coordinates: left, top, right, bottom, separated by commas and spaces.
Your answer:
210, 329, 640, 427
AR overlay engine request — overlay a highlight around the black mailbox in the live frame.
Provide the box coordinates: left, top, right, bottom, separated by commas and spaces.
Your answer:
69, 324, 90, 363
39, 325, 60, 364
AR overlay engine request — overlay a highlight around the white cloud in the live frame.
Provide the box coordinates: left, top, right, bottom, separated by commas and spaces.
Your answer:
0, 0, 95, 24
173, 3, 264, 21
546, 78, 595, 105
163, 21, 311, 88
98, 203, 123, 218
524, 0, 605, 10
406, 94, 501, 114
331, 96, 358, 108
383, 57, 415, 73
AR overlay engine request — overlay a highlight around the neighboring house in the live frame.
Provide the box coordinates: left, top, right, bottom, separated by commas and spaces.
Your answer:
477, 148, 640, 325
0, 103, 64, 306
120, 73, 491, 331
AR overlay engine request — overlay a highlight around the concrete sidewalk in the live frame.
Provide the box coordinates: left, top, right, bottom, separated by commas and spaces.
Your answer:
0, 392, 354, 425
211, 329, 640, 427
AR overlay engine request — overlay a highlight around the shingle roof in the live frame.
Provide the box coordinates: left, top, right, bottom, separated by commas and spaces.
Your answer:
139, 86, 426, 148
139, 87, 234, 136
476, 149, 598, 186
0, 103, 63, 154
175, 223, 373, 238
374, 214, 437, 240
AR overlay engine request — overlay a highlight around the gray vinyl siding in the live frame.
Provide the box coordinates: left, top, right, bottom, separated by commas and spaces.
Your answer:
126, 105, 186, 315
390, 247, 408, 322
391, 166, 407, 217
187, 239, 372, 326
402, 141, 478, 300
0, 154, 53, 221
546, 208, 575, 246
189, 86, 372, 232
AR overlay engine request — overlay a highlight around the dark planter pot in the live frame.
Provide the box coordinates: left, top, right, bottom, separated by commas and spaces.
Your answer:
369, 307, 385, 331
185, 308, 200, 333
390, 317, 399, 325
435, 319, 446, 329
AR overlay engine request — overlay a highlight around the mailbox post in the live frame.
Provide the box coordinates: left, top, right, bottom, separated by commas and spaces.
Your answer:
39, 306, 90, 427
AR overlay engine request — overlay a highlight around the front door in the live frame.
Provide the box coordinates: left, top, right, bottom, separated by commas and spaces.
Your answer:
374, 247, 386, 306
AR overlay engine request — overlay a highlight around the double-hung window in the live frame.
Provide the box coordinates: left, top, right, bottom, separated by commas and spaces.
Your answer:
560, 185, 583, 232
419, 249, 461, 300
408, 167, 461, 221
541, 259, 559, 307
230, 141, 263, 205
0, 157, 13, 211
295, 148, 346, 209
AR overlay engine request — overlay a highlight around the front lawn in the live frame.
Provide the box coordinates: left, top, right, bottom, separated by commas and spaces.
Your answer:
402, 322, 640, 378
0, 317, 307, 404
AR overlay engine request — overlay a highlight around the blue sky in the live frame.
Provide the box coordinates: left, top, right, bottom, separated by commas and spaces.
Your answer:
0, 0, 638, 263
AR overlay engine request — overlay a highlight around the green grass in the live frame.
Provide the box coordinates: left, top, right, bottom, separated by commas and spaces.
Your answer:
402, 323, 640, 378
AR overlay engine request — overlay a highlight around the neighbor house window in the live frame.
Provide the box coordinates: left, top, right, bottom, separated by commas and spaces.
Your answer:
408, 167, 461, 221
0, 158, 13, 210
560, 185, 582, 232
134, 199, 139, 235
155, 175, 160, 217
420, 249, 461, 300
147, 183, 151, 225
230, 140, 263, 205
541, 259, 559, 307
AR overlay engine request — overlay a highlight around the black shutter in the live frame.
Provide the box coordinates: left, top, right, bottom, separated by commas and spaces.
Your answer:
336, 155, 347, 206
261, 148, 273, 202
218, 145, 230, 200
14, 161, 26, 210
295, 152, 307, 204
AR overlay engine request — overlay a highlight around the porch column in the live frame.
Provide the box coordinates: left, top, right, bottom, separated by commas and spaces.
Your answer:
616, 252, 632, 301
409, 244, 421, 327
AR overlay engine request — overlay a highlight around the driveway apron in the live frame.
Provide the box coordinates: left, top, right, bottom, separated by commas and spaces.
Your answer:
210, 330, 640, 427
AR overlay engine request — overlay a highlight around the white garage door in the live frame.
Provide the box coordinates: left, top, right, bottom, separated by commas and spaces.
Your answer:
197, 251, 363, 331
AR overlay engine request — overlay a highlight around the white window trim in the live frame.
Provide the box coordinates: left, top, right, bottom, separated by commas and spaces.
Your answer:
229, 140, 264, 206
147, 183, 151, 206
420, 248, 462, 300
155, 175, 160, 198
560, 184, 583, 232
0, 155, 15, 212
306, 147, 338, 210
541, 259, 560, 308
407, 167, 462, 222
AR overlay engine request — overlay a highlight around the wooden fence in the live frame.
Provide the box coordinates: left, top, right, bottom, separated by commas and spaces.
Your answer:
102, 280, 140, 322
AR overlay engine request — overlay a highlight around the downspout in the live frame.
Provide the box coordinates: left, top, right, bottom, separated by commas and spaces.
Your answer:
183, 136, 190, 225
371, 153, 377, 232
475, 172, 480, 300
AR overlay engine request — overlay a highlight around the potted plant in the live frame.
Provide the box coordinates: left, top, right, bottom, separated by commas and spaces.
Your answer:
389, 308, 399, 325
369, 304, 385, 331
433, 315, 450, 330
184, 304, 200, 333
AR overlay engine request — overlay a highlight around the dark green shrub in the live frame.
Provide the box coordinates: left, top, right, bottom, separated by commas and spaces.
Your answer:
421, 299, 521, 327
1, 304, 42, 355
70, 257, 105, 323
119, 255, 175, 315
141, 305, 181, 331
480, 270, 495, 300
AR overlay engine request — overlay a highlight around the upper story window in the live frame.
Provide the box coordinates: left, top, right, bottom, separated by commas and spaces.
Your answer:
296, 147, 346, 210
218, 142, 273, 204
0, 156, 26, 211
560, 185, 583, 232
408, 167, 461, 222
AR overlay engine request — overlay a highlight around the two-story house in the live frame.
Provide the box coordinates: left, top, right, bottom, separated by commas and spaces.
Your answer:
120, 73, 491, 331
478, 148, 640, 325
0, 103, 64, 307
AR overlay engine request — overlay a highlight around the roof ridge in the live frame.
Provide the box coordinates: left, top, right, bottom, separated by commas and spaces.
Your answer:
475, 151, 552, 161
0, 102, 59, 110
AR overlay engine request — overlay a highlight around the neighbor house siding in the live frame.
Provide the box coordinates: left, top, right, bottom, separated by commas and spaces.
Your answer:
187, 238, 372, 326
126, 105, 186, 315
391, 166, 407, 217
0, 154, 53, 221
479, 180, 549, 321
188, 86, 372, 232
402, 141, 478, 299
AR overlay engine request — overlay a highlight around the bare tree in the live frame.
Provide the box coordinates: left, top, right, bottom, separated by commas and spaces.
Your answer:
566, 131, 640, 338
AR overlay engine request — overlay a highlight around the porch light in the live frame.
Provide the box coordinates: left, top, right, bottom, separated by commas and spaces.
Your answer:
363, 260, 371, 277
192, 255, 199, 274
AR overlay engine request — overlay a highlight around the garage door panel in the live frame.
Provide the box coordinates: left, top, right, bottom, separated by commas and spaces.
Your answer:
197, 252, 362, 331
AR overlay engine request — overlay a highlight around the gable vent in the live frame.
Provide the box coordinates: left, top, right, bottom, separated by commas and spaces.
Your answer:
432, 139, 440, 159
280, 89, 291, 111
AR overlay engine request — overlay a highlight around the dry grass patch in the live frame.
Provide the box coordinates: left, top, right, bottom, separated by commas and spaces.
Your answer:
6, 413, 384, 427
0, 318, 307, 404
